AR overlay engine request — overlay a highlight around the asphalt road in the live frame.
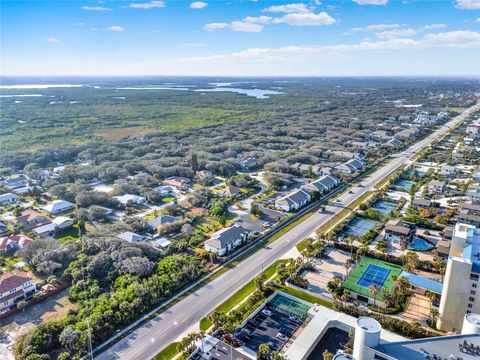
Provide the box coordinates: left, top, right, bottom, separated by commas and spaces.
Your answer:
95, 103, 479, 360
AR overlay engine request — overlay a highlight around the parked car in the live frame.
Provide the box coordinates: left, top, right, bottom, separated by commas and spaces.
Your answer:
241, 328, 253, 336
276, 333, 289, 342
268, 340, 281, 351
289, 315, 301, 324
262, 309, 273, 317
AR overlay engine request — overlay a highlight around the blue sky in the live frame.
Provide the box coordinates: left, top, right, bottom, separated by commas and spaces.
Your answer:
1, 0, 479, 76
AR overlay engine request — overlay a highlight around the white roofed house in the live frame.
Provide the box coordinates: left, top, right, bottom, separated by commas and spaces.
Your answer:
117, 231, 147, 242
467, 184, 480, 203
0, 193, 18, 206
51, 216, 74, 230
439, 165, 456, 178
428, 180, 446, 194
275, 189, 312, 212
204, 224, 250, 256
114, 194, 148, 206
41, 199, 74, 215
3, 175, 28, 190
301, 175, 340, 195
334, 159, 364, 174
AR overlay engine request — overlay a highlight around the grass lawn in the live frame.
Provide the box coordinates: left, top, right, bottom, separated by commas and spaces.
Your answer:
55, 224, 80, 243
154, 342, 179, 360
161, 196, 175, 204
268, 211, 315, 244
199, 259, 290, 331
343, 257, 403, 300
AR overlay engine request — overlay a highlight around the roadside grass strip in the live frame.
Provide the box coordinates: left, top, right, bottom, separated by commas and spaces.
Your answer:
199, 259, 290, 331
343, 257, 402, 300
276, 285, 333, 309
154, 342, 179, 360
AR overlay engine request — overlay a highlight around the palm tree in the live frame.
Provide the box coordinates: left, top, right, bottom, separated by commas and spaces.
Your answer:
257, 343, 270, 360
343, 261, 351, 280
369, 284, 379, 308
430, 308, 439, 324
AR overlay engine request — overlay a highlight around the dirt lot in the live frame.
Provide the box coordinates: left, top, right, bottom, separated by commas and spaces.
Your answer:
0, 288, 74, 358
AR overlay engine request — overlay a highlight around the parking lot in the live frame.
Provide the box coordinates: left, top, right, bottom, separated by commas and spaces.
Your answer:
236, 307, 302, 353
301, 249, 351, 299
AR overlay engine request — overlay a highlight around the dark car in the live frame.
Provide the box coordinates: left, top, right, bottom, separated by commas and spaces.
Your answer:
268, 340, 281, 351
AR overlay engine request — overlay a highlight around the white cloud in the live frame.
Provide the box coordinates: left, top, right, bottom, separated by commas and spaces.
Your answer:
190, 2, 208, 9
204, 22, 230, 31
273, 12, 336, 26
423, 24, 447, 29
108, 25, 125, 32
230, 21, 264, 32
476, 17, 480, 22
71, 22, 85, 26
352, 0, 388, 5
243, 16, 273, 24
262, 3, 311, 13
376, 28, 416, 39
44, 38, 59, 43
352, 24, 400, 32
81, 6, 112, 11
204, 20, 264, 32
128, 1, 165, 9
455, 0, 480, 9
176, 30, 480, 65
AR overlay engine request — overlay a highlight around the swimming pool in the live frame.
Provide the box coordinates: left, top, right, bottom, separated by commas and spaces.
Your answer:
371, 200, 397, 217
408, 236, 434, 251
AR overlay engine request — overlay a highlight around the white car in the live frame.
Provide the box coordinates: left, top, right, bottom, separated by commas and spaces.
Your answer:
276, 333, 288, 342
262, 309, 273, 317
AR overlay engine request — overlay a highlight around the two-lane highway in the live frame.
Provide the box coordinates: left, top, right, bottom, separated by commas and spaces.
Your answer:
95, 103, 479, 360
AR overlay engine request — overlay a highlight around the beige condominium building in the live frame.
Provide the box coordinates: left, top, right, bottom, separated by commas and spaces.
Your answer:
438, 223, 480, 332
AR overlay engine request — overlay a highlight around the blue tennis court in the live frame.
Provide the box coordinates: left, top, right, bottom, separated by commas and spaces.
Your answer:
356, 264, 391, 288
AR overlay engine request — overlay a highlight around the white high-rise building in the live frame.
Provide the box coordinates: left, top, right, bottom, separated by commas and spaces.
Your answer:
437, 223, 480, 332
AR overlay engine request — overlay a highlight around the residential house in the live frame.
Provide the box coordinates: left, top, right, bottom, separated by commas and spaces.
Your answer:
293, 163, 323, 176
385, 138, 403, 147
414, 112, 438, 125
33, 223, 56, 238
474, 169, 480, 182
394, 128, 418, 140
41, 200, 74, 215
162, 177, 191, 190
147, 215, 179, 232
13, 185, 42, 196
153, 185, 176, 196
239, 157, 257, 169
0, 193, 18, 206
334, 159, 364, 174
467, 184, 480, 203
328, 150, 363, 161
3, 175, 28, 190
467, 123, 480, 136
117, 231, 147, 242
370, 130, 392, 142
154, 237, 172, 250
0, 222, 8, 235
115, 194, 148, 205
0, 272, 36, 314
52, 216, 74, 230
9, 210, 48, 230
439, 165, 456, 178
218, 185, 240, 197
0, 234, 32, 252
428, 180, 446, 194
398, 115, 412, 122
196, 170, 213, 181
412, 197, 432, 209
275, 189, 312, 212
458, 202, 480, 228
435, 239, 451, 258
204, 225, 250, 256
385, 219, 416, 243
302, 175, 340, 194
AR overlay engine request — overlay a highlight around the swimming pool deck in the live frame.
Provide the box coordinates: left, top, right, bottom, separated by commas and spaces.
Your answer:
284, 304, 406, 360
